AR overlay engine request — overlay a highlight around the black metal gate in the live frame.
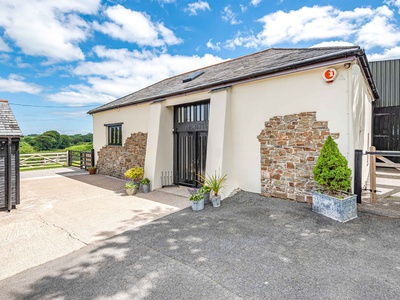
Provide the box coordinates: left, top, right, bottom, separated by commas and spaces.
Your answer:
174, 101, 209, 187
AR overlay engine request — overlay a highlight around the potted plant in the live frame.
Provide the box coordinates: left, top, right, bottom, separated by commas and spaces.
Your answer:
199, 185, 211, 204
124, 166, 144, 184
312, 136, 357, 222
141, 178, 151, 193
124, 166, 144, 196
88, 166, 96, 175
125, 181, 138, 196
199, 171, 227, 207
188, 188, 204, 211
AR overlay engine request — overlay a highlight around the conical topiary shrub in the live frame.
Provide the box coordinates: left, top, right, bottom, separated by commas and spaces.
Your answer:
313, 136, 351, 195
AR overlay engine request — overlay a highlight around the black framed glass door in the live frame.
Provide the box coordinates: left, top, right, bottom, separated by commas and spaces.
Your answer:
174, 101, 209, 187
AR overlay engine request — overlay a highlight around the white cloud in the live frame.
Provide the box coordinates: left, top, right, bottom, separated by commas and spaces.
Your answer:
368, 46, 400, 61
240, 5, 247, 13
0, 74, 43, 94
310, 41, 355, 48
206, 39, 221, 51
356, 14, 400, 49
222, 5, 241, 25
47, 46, 224, 106
93, 5, 182, 46
0, 37, 11, 52
250, 0, 262, 6
0, 0, 100, 61
185, 1, 211, 16
386, 0, 400, 9
222, 5, 400, 50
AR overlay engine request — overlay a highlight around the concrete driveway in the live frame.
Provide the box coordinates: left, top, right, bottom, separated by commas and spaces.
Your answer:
0, 190, 399, 300
0, 168, 189, 281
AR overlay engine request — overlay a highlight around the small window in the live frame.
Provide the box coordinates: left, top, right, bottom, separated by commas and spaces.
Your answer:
105, 123, 123, 146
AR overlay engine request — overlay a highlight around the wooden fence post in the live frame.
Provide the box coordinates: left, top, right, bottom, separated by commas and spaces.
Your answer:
370, 146, 377, 203
91, 148, 95, 167
67, 150, 71, 166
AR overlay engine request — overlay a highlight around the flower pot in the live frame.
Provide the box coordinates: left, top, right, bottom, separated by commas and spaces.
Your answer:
191, 198, 204, 211
312, 191, 357, 222
142, 184, 150, 193
211, 195, 221, 207
126, 187, 138, 196
203, 192, 210, 204
88, 168, 96, 175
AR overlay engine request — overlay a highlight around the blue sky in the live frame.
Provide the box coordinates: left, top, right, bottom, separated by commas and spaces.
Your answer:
1, 0, 400, 135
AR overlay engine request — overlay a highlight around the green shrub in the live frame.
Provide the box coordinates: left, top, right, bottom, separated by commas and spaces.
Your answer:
141, 178, 150, 185
124, 166, 144, 182
312, 136, 351, 194
19, 141, 35, 154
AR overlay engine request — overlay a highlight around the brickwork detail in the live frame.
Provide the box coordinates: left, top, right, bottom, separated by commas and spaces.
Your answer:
97, 132, 147, 179
257, 112, 338, 202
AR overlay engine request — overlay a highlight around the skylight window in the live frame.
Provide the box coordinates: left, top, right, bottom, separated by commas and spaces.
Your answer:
182, 70, 204, 83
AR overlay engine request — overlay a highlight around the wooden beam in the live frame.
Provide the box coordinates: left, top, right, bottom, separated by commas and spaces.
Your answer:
376, 155, 400, 171
370, 146, 377, 203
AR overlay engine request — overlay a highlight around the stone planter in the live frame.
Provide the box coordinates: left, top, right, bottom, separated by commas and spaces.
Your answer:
211, 195, 221, 207
126, 187, 138, 196
191, 198, 204, 211
312, 192, 357, 222
141, 184, 150, 193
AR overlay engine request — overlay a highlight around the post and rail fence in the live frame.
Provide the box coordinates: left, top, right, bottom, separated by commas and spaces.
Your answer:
20, 149, 95, 171
354, 147, 400, 204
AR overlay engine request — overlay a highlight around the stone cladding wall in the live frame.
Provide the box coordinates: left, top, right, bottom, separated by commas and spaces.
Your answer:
257, 112, 339, 202
97, 132, 147, 179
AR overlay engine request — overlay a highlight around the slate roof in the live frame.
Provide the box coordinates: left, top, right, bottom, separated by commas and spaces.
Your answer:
88, 47, 378, 114
0, 100, 23, 137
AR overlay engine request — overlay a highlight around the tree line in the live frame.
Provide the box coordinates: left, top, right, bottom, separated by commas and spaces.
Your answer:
20, 130, 93, 153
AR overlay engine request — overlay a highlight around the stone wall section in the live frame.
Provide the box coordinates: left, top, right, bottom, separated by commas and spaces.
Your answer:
258, 112, 339, 202
97, 132, 147, 179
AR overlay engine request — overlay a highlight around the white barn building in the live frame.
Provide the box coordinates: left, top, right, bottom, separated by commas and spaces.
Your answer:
88, 47, 378, 201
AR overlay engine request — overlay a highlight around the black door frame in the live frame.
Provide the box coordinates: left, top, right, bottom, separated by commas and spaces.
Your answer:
173, 100, 210, 187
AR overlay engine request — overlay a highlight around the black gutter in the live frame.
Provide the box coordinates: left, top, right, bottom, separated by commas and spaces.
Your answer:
88, 48, 374, 114
357, 50, 380, 99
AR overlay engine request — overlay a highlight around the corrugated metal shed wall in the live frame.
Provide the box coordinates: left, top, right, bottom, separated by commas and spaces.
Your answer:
370, 59, 400, 107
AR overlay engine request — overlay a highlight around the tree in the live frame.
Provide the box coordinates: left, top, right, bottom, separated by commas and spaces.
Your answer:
19, 141, 35, 154
59, 135, 71, 149
34, 134, 57, 151
42, 130, 61, 148
312, 136, 351, 194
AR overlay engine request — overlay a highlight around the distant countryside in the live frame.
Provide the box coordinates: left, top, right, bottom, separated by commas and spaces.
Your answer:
19, 131, 93, 171
20, 130, 92, 153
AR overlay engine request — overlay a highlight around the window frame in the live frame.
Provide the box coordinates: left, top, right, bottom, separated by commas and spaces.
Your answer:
105, 123, 123, 146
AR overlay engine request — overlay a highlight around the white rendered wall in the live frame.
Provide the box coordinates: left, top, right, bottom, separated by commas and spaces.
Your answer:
91, 103, 150, 162
144, 102, 174, 189
227, 61, 372, 194
349, 64, 374, 189
92, 61, 374, 196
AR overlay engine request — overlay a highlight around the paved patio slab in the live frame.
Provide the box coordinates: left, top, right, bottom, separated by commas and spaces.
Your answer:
1, 191, 399, 299
0, 168, 189, 281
